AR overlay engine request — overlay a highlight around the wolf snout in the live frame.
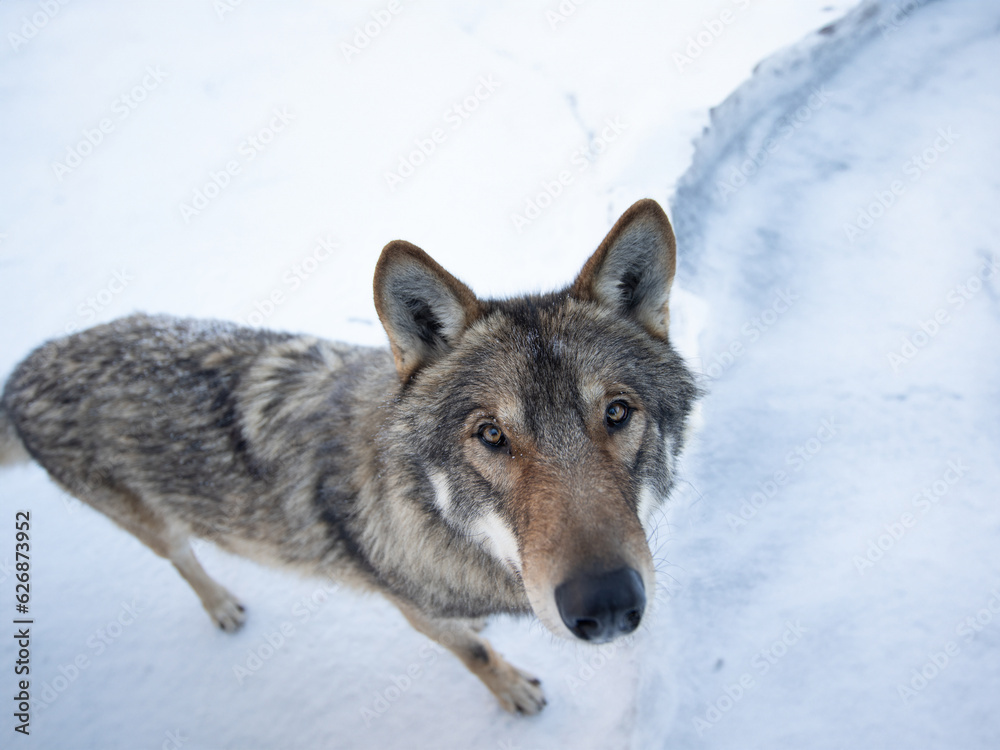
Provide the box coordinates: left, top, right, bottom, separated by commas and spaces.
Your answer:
554, 567, 646, 643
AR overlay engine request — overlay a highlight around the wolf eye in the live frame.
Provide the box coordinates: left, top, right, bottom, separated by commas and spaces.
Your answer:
605, 401, 631, 429
478, 423, 507, 448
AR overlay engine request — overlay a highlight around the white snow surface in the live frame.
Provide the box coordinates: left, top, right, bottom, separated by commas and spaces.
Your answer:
2, 0, 999, 748
656, 1, 1000, 748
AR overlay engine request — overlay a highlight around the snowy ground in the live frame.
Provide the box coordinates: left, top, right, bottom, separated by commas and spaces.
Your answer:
649, 1, 1000, 747
3, 0, 998, 748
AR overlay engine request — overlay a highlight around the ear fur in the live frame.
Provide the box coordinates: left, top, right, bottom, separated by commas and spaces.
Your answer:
373, 240, 482, 383
570, 199, 677, 339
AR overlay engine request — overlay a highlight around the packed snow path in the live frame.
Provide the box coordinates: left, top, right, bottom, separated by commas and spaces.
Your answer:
646, 1, 1000, 748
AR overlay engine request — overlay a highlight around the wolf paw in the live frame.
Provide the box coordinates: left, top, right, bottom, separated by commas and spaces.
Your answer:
205, 593, 246, 633
491, 664, 546, 716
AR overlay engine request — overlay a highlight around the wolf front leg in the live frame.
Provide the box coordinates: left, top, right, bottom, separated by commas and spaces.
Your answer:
392, 599, 546, 715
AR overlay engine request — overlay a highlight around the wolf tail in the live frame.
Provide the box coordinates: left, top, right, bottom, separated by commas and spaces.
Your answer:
0, 403, 31, 467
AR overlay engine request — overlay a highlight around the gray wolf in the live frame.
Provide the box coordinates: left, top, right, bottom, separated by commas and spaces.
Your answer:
1, 199, 698, 714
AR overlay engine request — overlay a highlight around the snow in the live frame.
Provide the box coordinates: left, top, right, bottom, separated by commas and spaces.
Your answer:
4, 0, 999, 748
653, 1, 1000, 747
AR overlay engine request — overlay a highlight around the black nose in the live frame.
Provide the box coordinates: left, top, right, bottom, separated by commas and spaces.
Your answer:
555, 567, 646, 643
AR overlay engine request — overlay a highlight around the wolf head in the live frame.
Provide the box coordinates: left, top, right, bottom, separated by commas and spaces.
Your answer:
373, 199, 698, 644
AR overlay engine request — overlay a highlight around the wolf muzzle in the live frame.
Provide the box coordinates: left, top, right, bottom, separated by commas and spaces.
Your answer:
554, 567, 645, 643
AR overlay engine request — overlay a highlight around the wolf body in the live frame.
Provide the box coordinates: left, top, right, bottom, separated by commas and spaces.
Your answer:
1, 199, 698, 713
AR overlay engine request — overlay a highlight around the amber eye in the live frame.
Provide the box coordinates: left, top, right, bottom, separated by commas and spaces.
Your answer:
605, 401, 631, 429
478, 423, 507, 448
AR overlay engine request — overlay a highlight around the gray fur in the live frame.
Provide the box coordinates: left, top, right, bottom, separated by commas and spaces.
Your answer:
0, 404, 30, 466
0, 199, 698, 715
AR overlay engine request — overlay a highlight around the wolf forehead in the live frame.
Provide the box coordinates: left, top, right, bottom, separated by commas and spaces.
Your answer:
404, 293, 693, 432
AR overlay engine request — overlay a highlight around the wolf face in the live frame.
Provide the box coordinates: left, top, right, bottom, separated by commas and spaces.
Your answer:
374, 199, 698, 644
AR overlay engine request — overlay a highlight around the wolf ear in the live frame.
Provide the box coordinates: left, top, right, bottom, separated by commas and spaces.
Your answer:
374, 240, 482, 383
570, 199, 677, 339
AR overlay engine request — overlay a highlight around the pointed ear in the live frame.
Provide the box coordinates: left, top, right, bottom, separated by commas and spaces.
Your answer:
374, 240, 482, 383
570, 199, 677, 339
